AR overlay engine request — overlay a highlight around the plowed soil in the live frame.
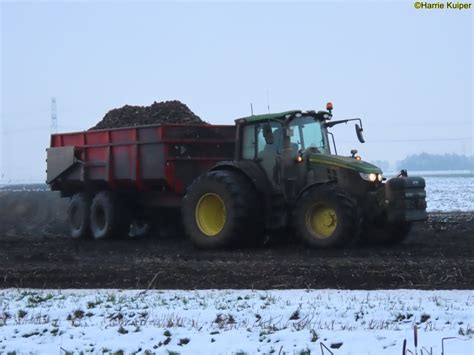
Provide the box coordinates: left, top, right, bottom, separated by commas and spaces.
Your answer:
0, 189, 473, 290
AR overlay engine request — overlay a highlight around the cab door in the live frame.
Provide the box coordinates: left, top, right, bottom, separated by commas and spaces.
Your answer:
241, 121, 283, 187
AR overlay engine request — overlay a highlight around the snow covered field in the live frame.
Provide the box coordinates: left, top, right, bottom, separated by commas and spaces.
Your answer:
0, 289, 472, 354
424, 176, 473, 212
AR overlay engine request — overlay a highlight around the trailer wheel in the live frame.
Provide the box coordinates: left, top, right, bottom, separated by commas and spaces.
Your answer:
293, 185, 358, 248
360, 218, 413, 245
67, 193, 92, 239
90, 191, 131, 240
182, 170, 262, 249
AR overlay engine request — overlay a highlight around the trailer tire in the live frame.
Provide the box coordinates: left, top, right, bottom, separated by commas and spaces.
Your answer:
67, 193, 92, 239
359, 218, 413, 245
182, 170, 262, 249
293, 185, 358, 248
90, 191, 131, 240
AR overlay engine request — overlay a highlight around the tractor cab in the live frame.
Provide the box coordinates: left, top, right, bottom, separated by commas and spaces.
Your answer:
236, 103, 366, 159
234, 105, 374, 198
236, 109, 331, 159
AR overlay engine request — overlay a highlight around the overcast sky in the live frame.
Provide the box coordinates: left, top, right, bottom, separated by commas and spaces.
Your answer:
1, 1, 472, 181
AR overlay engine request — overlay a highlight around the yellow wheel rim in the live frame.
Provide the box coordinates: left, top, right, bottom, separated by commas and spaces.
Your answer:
195, 193, 226, 237
306, 205, 337, 239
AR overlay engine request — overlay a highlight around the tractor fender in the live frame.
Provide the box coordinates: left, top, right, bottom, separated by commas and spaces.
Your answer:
295, 181, 333, 204
210, 161, 276, 227
210, 160, 271, 198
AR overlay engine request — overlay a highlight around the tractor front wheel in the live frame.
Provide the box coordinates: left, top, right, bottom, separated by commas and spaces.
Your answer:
182, 170, 262, 249
293, 186, 358, 248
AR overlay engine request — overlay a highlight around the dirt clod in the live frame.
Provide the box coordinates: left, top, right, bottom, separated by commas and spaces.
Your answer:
91, 100, 206, 130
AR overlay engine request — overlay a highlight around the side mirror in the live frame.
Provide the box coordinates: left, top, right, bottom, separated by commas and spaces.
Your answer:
263, 123, 273, 144
355, 124, 365, 143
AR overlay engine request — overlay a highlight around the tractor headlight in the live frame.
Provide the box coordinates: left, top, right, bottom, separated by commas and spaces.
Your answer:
360, 172, 382, 182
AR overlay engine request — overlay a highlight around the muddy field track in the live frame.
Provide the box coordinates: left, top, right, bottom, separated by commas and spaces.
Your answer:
0, 190, 473, 290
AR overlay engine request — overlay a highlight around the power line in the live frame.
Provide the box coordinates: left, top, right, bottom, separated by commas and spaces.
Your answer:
340, 137, 472, 143
1, 105, 100, 121
367, 121, 472, 127
370, 137, 472, 143
0, 124, 84, 135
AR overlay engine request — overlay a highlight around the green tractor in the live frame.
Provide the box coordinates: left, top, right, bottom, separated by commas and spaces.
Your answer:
182, 103, 427, 248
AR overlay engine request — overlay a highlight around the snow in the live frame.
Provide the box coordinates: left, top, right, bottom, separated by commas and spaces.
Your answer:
424, 176, 473, 212
0, 289, 472, 354
0, 183, 48, 192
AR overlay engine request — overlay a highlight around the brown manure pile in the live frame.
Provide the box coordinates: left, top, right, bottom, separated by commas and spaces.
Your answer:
91, 100, 206, 130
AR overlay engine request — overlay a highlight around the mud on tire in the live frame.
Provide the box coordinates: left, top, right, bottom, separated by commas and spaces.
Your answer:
90, 191, 131, 240
182, 170, 262, 249
293, 185, 358, 248
67, 192, 92, 239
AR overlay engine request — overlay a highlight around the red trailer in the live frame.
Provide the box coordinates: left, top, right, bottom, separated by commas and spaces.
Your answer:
47, 124, 236, 239
48, 124, 235, 194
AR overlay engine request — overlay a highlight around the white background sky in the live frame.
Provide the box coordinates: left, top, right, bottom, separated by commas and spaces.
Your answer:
1, 0, 472, 181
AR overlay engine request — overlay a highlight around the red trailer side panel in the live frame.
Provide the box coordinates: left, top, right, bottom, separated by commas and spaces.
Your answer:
48, 124, 236, 194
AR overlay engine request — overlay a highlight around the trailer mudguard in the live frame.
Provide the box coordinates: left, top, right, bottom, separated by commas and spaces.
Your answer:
46, 146, 77, 184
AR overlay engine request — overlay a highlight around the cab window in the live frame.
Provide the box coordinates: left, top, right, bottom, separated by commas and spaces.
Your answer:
241, 122, 282, 160
242, 125, 255, 159
288, 116, 328, 153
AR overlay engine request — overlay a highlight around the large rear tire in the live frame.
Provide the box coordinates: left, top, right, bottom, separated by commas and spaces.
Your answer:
90, 191, 131, 240
182, 170, 262, 249
292, 185, 358, 248
67, 192, 92, 239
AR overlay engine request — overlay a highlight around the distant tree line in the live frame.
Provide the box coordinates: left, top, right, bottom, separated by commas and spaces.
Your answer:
397, 153, 474, 171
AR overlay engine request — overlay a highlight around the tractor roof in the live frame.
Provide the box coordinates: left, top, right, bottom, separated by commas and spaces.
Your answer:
236, 110, 302, 124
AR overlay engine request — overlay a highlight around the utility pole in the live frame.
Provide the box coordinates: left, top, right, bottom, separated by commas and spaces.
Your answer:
51, 97, 57, 134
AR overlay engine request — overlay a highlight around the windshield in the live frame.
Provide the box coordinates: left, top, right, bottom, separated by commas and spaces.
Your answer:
288, 116, 328, 153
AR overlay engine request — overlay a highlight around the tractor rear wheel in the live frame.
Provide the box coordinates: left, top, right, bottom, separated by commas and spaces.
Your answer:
90, 191, 131, 240
293, 185, 358, 248
182, 170, 262, 249
359, 218, 413, 245
67, 192, 92, 239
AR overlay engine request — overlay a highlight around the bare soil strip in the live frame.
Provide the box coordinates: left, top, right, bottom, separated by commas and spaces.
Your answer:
0, 190, 472, 289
